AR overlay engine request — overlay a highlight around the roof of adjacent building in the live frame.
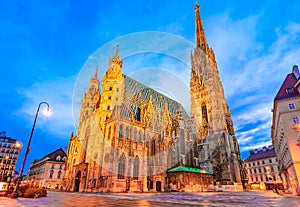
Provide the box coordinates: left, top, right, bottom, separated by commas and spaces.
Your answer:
167, 165, 213, 174
245, 146, 276, 162
274, 66, 300, 101
31, 148, 67, 165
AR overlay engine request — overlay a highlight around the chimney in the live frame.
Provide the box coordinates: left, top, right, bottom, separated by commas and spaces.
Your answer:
292, 65, 300, 79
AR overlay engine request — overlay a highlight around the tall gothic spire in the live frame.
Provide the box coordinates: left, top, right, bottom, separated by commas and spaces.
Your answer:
109, 45, 122, 67
195, 3, 207, 49
94, 66, 99, 80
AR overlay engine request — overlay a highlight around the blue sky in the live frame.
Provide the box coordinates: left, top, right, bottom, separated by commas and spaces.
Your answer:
1, 0, 300, 173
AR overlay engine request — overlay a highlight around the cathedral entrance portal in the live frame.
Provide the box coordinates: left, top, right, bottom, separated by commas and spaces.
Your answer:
156, 181, 161, 192
74, 170, 81, 192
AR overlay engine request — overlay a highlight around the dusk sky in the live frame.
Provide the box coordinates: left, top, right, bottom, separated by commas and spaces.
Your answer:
1, 0, 300, 173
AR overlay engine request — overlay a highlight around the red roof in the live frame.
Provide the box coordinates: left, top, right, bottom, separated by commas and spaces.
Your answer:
275, 73, 299, 101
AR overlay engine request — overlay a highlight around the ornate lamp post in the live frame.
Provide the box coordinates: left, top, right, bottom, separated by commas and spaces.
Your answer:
11, 101, 50, 198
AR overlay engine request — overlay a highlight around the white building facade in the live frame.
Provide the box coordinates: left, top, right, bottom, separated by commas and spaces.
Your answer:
272, 65, 300, 195
27, 148, 67, 189
245, 146, 281, 190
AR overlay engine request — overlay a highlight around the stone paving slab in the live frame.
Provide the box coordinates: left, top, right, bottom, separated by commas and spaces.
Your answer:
0, 190, 299, 207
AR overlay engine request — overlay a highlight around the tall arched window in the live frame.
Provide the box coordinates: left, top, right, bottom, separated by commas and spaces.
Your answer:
201, 103, 208, 123
133, 156, 140, 180
119, 125, 123, 139
108, 126, 112, 140
117, 154, 126, 179
133, 128, 137, 142
139, 131, 142, 143
125, 127, 129, 139
151, 140, 156, 156
83, 126, 90, 162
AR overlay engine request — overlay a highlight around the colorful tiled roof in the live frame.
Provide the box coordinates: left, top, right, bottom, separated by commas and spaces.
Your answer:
274, 73, 300, 101
123, 75, 186, 117
245, 146, 276, 162
167, 165, 213, 174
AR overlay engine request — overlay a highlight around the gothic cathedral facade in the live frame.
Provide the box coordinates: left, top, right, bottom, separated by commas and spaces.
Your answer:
63, 4, 242, 193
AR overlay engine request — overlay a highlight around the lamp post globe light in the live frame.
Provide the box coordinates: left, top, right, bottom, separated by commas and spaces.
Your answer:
11, 101, 50, 198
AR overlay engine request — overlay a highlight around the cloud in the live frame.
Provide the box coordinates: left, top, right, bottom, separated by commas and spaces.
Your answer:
241, 141, 272, 152
16, 76, 76, 138
202, 10, 300, 157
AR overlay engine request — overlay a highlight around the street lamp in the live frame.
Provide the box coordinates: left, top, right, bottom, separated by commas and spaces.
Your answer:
11, 101, 50, 198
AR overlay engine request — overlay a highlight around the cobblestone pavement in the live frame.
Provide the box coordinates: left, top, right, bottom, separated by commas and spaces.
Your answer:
0, 190, 299, 207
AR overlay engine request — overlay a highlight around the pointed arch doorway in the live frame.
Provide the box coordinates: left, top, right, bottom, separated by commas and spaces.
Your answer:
74, 170, 81, 192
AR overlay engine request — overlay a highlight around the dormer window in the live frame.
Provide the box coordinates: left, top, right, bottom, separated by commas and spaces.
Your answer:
286, 88, 294, 94
56, 155, 61, 161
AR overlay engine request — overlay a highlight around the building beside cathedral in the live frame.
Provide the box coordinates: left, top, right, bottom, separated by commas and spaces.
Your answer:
271, 65, 300, 195
63, 4, 243, 193
27, 148, 67, 189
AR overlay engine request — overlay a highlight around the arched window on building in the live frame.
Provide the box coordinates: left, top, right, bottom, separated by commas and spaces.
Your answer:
117, 154, 126, 179
133, 128, 137, 142
133, 156, 140, 180
49, 170, 54, 179
125, 127, 129, 139
57, 171, 61, 179
56, 155, 61, 161
201, 103, 208, 124
139, 131, 142, 143
119, 125, 123, 138
108, 126, 112, 140
151, 140, 156, 156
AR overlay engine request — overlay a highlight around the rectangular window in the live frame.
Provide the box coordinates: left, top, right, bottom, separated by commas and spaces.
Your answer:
289, 103, 295, 109
293, 117, 299, 124
269, 159, 272, 163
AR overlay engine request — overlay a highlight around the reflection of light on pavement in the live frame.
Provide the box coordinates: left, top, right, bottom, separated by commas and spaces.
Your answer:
137, 200, 151, 207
